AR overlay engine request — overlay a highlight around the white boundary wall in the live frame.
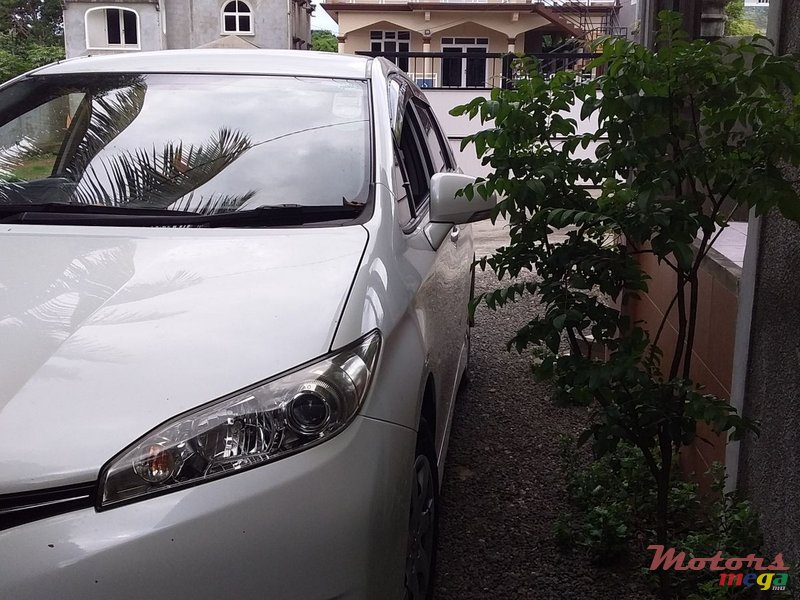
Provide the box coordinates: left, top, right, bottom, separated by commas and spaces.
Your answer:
423, 88, 601, 179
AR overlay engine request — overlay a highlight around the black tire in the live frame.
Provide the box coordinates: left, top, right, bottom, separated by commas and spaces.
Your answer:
404, 418, 439, 600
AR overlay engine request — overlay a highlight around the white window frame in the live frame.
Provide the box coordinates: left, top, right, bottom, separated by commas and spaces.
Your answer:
221, 0, 255, 36
85, 6, 141, 51
440, 37, 489, 47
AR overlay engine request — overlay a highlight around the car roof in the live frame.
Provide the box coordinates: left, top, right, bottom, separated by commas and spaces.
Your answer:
34, 49, 373, 79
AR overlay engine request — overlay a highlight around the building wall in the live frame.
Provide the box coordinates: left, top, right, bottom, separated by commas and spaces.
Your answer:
739, 214, 800, 562
424, 89, 599, 178
336, 9, 617, 56
164, 0, 192, 48
337, 10, 554, 51
429, 22, 509, 53
164, 0, 291, 49
293, 0, 312, 47
615, 0, 639, 38
64, 2, 164, 58
737, 0, 800, 563
627, 248, 741, 489
65, 0, 309, 55
424, 89, 491, 178
344, 21, 427, 53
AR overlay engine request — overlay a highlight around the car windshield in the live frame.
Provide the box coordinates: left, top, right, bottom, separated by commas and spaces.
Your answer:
0, 73, 371, 215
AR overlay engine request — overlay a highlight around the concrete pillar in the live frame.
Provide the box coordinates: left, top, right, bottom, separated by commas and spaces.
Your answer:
423, 37, 432, 82
736, 0, 800, 564
507, 38, 516, 53
699, 0, 728, 38
337, 35, 346, 54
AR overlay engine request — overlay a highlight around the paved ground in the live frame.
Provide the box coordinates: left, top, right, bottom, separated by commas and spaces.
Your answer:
432, 220, 652, 599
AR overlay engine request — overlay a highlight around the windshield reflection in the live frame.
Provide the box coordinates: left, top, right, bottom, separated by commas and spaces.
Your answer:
0, 74, 371, 214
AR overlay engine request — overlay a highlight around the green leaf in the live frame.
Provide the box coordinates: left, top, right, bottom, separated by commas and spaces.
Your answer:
672, 243, 694, 271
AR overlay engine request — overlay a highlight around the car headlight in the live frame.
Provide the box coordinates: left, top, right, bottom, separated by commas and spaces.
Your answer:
98, 331, 381, 509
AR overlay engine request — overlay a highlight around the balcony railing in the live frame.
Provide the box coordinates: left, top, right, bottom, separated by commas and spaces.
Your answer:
355, 51, 601, 89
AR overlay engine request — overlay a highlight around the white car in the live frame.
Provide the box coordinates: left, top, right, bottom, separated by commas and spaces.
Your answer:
0, 50, 493, 599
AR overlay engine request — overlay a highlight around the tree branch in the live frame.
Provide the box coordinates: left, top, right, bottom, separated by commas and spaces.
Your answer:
648, 290, 680, 365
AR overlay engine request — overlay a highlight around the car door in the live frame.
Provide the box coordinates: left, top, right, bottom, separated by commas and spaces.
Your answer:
390, 78, 473, 460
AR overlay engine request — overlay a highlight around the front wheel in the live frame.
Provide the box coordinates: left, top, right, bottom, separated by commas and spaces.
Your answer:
404, 419, 438, 600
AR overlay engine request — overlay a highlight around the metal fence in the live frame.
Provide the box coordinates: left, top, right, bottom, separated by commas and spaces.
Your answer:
354, 51, 602, 89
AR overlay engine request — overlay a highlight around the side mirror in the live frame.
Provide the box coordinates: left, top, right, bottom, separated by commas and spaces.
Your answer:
429, 172, 495, 225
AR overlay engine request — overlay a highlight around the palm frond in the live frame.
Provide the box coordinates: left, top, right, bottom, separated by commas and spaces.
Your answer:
83, 306, 185, 326
70, 127, 254, 212
106, 270, 203, 305
172, 190, 257, 215
0, 78, 146, 202
0, 136, 51, 184
63, 80, 148, 182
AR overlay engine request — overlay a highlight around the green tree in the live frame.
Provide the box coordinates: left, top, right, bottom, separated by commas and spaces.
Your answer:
453, 12, 800, 597
0, 0, 63, 44
0, 32, 64, 82
725, 0, 761, 36
311, 29, 338, 53
0, 1, 64, 83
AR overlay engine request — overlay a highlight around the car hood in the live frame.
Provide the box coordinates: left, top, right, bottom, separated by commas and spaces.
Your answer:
0, 224, 368, 493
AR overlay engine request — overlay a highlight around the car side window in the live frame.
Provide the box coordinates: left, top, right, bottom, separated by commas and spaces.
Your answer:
392, 148, 413, 227
413, 100, 452, 173
397, 103, 433, 213
387, 79, 402, 136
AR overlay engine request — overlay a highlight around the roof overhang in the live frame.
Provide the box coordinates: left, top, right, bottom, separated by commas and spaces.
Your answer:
64, 0, 159, 3
320, 2, 607, 38
321, 1, 614, 12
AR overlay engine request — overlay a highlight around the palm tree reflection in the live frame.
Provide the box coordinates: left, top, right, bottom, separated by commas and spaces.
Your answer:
0, 75, 256, 214
0, 241, 206, 400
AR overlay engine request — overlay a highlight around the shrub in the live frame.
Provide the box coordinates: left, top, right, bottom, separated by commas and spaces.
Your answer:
557, 437, 770, 597
453, 12, 800, 595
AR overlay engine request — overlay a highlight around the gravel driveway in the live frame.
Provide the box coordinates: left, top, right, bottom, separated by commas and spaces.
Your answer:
432, 220, 653, 600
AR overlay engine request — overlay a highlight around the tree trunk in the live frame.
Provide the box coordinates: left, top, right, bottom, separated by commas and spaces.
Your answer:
656, 448, 672, 599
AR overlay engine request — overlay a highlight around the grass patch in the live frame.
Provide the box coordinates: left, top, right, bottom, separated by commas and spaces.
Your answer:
0, 153, 56, 182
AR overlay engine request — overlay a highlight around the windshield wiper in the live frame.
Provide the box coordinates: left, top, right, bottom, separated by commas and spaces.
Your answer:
0, 204, 364, 227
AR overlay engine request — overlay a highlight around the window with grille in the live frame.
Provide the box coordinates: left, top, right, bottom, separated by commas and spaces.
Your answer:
222, 1, 253, 34
370, 30, 411, 71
